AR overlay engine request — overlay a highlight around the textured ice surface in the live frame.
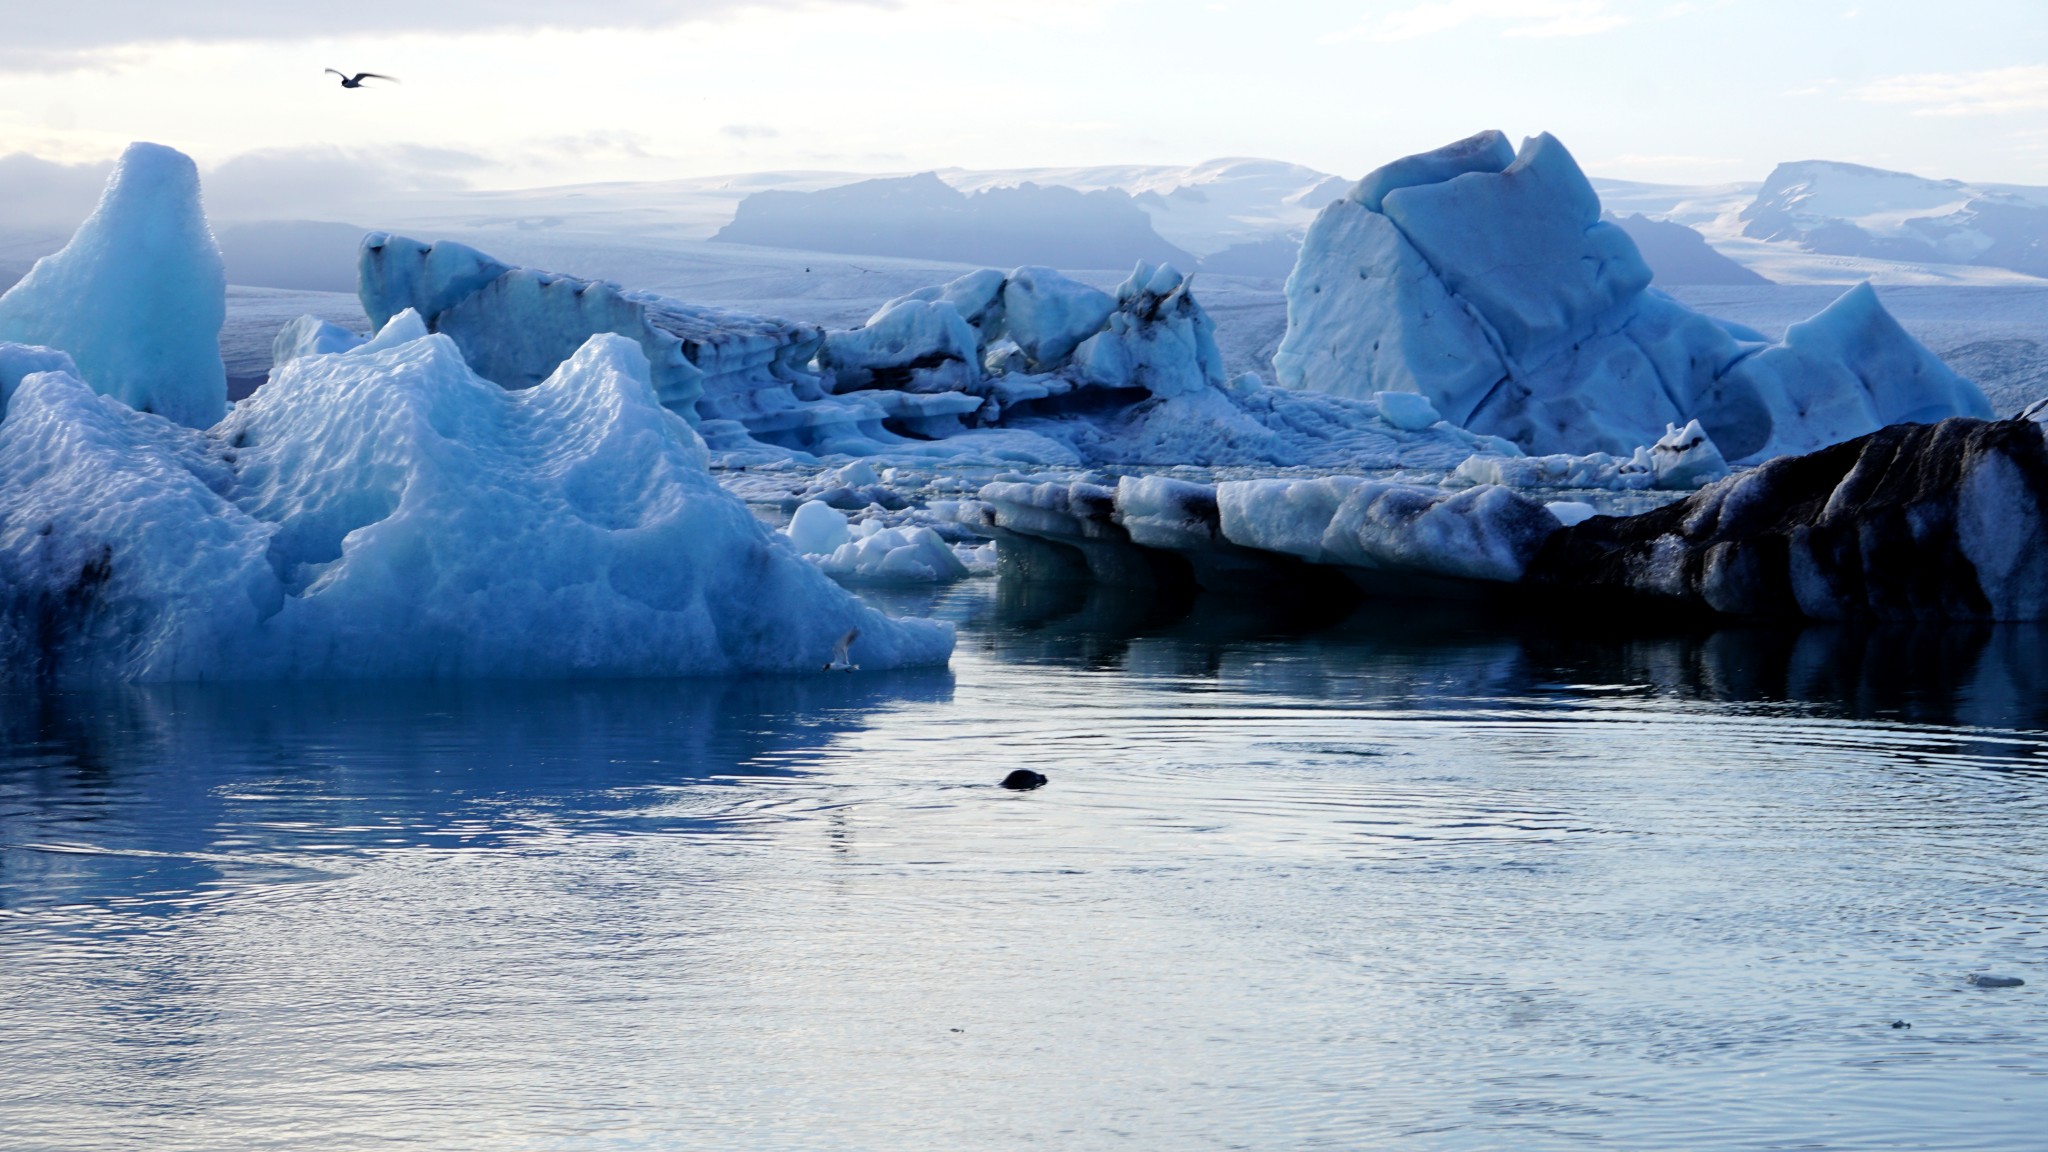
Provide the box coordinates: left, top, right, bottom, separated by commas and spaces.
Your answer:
1277, 131, 1991, 463
0, 143, 226, 427
0, 331, 952, 681
0, 343, 77, 420
1071, 263, 1225, 399
272, 315, 367, 367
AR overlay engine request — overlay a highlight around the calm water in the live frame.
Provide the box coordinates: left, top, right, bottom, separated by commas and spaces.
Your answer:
3, 583, 2046, 1150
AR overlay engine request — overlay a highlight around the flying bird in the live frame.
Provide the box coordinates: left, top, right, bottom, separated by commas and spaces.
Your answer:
823, 628, 860, 672
326, 70, 399, 89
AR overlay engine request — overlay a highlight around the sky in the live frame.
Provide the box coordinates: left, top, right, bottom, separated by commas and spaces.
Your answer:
1, 0, 2045, 208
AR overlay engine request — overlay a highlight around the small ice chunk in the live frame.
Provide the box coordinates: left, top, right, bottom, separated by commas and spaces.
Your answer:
1651, 419, 1730, 489
953, 539, 998, 575
818, 525, 971, 583
786, 499, 851, 555
829, 460, 881, 488
1375, 390, 1441, 431
1545, 500, 1598, 527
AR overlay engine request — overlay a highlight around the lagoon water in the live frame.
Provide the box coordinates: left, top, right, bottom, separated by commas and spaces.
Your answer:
3, 582, 2046, 1150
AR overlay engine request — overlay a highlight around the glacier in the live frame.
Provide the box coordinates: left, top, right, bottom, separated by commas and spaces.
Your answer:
1274, 131, 1993, 463
0, 142, 227, 428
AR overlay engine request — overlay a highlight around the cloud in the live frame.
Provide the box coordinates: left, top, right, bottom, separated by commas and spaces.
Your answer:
1323, 0, 1628, 44
0, 152, 115, 229
721, 124, 781, 140
1856, 65, 2048, 117
2, 1, 894, 71
203, 144, 490, 219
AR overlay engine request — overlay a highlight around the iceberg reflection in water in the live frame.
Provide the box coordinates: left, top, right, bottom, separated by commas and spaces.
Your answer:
2, 585, 2046, 1151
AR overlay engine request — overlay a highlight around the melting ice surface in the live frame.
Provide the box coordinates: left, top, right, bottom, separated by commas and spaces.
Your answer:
4, 584, 2046, 1151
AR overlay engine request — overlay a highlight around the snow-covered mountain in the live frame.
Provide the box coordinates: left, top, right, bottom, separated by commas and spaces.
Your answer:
1739, 161, 2048, 279
940, 159, 1346, 257
8, 145, 2046, 289
712, 172, 1199, 272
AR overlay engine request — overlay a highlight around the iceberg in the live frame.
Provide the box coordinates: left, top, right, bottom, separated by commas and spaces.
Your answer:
0, 142, 227, 428
952, 470, 1560, 596
0, 322, 953, 680
359, 233, 883, 462
372, 233, 1517, 472
1527, 416, 2048, 621
1275, 131, 1992, 463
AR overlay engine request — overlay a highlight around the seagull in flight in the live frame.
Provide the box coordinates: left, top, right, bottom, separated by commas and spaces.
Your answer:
326, 69, 399, 89
823, 628, 860, 672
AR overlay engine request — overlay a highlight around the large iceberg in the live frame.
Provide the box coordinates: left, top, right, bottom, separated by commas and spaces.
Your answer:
366, 233, 1517, 472
0, 145, 952, 682
0, 329, 952, 681
0, 142, 227, 428
1274, 131, 1992, 463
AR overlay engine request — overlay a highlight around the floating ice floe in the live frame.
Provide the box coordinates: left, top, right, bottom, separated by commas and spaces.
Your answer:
1275, 130, 1993, 463
0, 143, 227, 428
0, 343, 78, 420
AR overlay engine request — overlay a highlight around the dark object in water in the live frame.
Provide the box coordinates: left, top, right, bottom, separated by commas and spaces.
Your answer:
1001, 769, 1048, 791
1968, 974, 2026, 988
1891, 1020, 1911, 1029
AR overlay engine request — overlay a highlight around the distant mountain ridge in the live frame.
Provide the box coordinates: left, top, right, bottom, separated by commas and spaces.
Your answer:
713, 172, 1198, 272
1741, 160, 2048, 279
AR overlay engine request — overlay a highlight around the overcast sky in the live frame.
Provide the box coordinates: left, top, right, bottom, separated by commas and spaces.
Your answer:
2, 0, 2044, 193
